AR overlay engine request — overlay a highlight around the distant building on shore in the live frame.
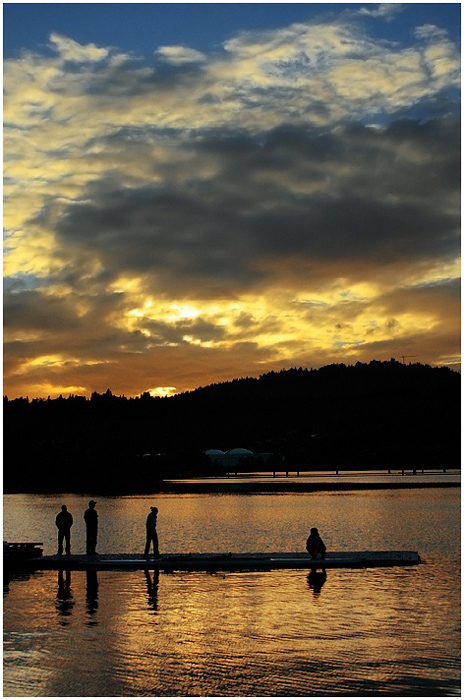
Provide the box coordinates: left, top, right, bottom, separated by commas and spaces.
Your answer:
204, 447, 275, 468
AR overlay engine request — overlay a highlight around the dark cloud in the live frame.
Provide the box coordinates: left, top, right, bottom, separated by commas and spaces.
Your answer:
250, 197, 457, 262
50, 116, 459, 297
54, 185, 267, 293
3, 286, 130, 356
378, 278, 461, 319
140, 318, 227, 345
4, 290, 82, 332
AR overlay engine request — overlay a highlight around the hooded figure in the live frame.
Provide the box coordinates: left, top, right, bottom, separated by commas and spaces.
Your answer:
306, 527, 326, 560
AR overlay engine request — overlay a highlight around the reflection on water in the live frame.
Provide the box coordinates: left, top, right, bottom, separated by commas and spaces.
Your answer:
54, 569, 99, 626
307, 569, 327, 595
144, 569, 159, 613
86, 570, 99, 622
3, 489, 461, 697
55, 570, 74, 624
4, 562, 460, 697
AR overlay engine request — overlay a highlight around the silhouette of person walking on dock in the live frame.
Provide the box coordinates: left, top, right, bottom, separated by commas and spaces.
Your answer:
144, 506, 160, 559
306, 527, 326, 560
84, 500, 98, 555
55, 505, 73, 556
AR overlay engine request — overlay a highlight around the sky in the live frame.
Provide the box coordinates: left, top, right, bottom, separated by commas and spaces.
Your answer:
3, 2, 461, 399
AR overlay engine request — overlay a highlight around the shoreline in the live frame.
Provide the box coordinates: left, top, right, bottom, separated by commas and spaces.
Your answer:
154, 480, 460, 494
4, 479, 459, 497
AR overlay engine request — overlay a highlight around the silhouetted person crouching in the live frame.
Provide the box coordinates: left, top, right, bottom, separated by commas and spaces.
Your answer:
84, 500, 98, 555
306, 527, 326, 560
144, 506, 160, 559
56, 505, 73, 556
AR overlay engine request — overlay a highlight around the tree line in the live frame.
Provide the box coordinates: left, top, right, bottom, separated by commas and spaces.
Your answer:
4, 360, 460, 493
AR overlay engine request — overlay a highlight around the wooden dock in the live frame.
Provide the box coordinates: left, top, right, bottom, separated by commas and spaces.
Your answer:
7, 550, 421, 572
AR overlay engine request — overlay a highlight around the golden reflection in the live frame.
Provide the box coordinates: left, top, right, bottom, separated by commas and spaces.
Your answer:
307, 569, 327, 596
55, 569, 74, 624
86, 570, 99, 624
145, 569, 159, 612
3, 551, 461, 696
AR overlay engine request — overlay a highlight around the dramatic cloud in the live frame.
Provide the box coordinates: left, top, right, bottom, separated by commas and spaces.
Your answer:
3, 8, 460, 398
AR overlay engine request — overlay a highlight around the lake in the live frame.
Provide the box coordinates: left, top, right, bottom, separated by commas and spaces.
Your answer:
3, 488, 461, 696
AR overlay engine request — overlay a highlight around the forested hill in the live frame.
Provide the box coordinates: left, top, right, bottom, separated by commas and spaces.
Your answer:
4, 360, 460, 494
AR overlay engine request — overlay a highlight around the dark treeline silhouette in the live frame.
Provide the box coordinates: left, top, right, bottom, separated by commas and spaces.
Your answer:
4, 360, 460, 494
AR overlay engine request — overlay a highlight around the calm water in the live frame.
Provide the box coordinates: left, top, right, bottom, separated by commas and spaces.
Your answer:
3, 489, 461, 696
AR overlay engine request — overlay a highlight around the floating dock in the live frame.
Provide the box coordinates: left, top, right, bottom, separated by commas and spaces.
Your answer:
7, 550, 421, 572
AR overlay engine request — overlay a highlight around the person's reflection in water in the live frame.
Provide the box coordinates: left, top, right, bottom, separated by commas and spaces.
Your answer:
56, 569, 74, 623
85, 570, 99, 624
307, 569, 327, 596
145, 569, 159, 612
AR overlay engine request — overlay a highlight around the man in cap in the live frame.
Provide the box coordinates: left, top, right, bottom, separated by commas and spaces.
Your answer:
144, 506, 160, 559
55, 504, 73, 556
84, 500, 98, 555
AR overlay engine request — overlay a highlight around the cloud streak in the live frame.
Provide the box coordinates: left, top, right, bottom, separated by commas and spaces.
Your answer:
3, 8, 460, 398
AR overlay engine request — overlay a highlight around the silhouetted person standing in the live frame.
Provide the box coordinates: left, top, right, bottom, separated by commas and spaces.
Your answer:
55, 505, 73, 556
84, 500, 98, 555
144, 506, 160, 559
